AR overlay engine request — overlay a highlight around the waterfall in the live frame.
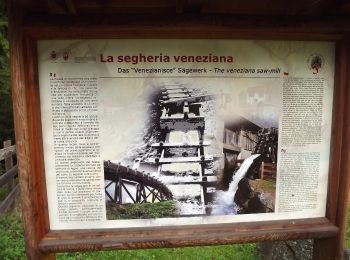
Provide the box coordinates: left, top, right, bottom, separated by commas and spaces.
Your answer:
212, 154, 260, 215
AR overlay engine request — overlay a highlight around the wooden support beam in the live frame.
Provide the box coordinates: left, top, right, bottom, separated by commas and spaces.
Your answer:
0, 165, 18, 187
151, 141, 210, 148
8, 2, 54, 258
162, 94, 216, 105
313, 37, 350, 260
149, 156, 213, 164
223, 143, 241, 153
38, 218, 338, 253
21, 14, 350, 40
166, 94, 191, 99
166, 180, 217, 185
160, 115, 204, 120
161, 85, 186, 90
162, 89, 192, 95
0, 144, 16, 161
3, 141, 14, 170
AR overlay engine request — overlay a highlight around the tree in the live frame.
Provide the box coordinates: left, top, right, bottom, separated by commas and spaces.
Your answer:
0, 2, 14, 146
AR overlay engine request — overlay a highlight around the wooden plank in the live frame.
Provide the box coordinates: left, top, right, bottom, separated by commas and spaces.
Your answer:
160, 115, 204, 120
166, 94, 191, 99
223, 143, 241, 152
162, 94, 216, 105
167, 180, 217, 185
159, 116, 205, 131
261, 170, 276, 174
38, 217, 338, 253
260, 162, 277, 180
0, 145, 16, 161
0, 184, 19, 214
162, 89, 192, 94
0, 165, 18, 187
3, 141, 14, 169
151, 141, 210, 148
158, 156, 213, 163
22, 14, 350, 39
15, 0, 350, 16
313, 38, 350, 260
161, 85, 186, 90
9, 2, 54, 259
160, 175, 217, 184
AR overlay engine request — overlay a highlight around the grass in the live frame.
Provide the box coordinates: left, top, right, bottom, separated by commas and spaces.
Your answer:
249, 179, 276, 194
3, 199, 350, 259
0, 201, 25, 260
57, 244, 257, 260
106, 200, 177, 220
0, 200, 257, 259
0, 185, 9, 201
259, 180, 276, 192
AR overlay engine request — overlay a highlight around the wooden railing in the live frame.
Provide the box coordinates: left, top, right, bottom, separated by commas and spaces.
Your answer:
259, 162, 277, 180
0, 140, 19, 214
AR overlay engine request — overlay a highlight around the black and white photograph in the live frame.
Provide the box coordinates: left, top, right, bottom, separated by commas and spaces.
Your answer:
103, 83, 279, 220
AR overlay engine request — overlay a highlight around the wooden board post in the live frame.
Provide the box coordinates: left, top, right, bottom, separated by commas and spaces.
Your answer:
7, 2, 350, 259
313, 37, 350, 260
8, 3, 55, 259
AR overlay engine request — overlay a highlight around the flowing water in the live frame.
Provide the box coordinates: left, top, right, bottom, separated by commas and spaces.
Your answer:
211, 154, 261, 215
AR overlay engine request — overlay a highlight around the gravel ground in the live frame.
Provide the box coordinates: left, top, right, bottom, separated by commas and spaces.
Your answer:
257, 240, 313, 260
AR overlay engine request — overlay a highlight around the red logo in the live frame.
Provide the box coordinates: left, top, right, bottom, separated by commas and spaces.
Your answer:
50, 50, 57, 61
307, 54, 324, 75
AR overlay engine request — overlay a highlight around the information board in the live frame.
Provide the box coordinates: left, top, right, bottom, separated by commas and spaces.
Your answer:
37, 40, 335, 230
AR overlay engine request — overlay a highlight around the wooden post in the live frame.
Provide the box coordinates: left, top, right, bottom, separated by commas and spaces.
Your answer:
8, 3, 55, 260
313, 38, 350, 260
6, 6, 350, 259
3, 140, 15, 211
260, 161, 265, 180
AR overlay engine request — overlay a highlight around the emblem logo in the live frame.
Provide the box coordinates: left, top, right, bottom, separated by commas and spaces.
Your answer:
50, 50, 57, 61
307, 54, 325, 75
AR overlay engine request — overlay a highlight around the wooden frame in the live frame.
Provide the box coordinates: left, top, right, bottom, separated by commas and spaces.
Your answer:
8, 11, 350, 260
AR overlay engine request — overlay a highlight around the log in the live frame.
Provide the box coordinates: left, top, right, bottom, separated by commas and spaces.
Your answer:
0, 145, 16, 161
0, 165, 18, 187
